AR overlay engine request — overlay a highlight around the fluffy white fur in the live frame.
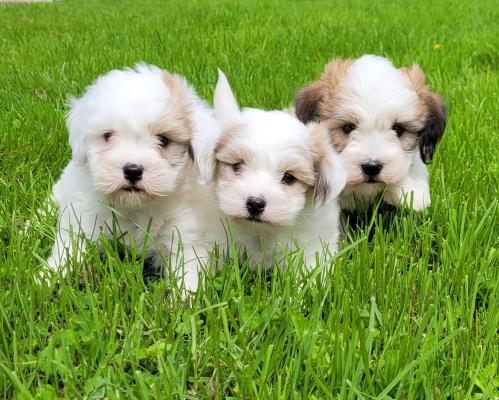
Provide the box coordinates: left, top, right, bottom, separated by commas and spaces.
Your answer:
201, 71, 346, 267
334, 56, 428, 210
295, 55, 446, 211
45, 63, 219, 292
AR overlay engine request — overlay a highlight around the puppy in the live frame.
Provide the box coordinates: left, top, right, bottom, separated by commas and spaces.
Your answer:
294, 55, 447, 211
201, 71, 346, 267
45, 63, 219, 292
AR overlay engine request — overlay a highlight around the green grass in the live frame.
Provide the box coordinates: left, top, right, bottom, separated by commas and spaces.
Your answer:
1, 0, 498, 398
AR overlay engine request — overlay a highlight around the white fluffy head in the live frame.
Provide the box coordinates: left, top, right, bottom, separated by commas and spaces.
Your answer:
207, 71, 346, 228
67, 63, 216, 209
295, 55, 446, 194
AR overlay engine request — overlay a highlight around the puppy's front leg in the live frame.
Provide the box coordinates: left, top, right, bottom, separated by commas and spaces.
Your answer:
181, 260, 200, 294
169, 246, 207, 294
385, 154, 430, 211
301, 238, 330, 273
43, 163, 100, 281
43, 219, 87, 282
46, 232, 85, 272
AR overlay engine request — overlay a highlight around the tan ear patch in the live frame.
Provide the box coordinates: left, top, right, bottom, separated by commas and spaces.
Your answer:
214, 122, 255, 165
321, 59, 355, 93
400, 64, 447, 163
401, 64, 426, 92
295, 58, 354, 123
317, 58, 355, 119
278, 152, 315, 187
156, 71, 194, 143
294, 81, 324, 123
400, 63, 443, 118
162, 71, 190, 98
214, 123, 243, 155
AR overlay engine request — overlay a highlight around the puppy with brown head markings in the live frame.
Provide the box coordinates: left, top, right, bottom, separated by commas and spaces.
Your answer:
295, 55, 447, 211
44, 63, 220, 293
200, 71, 346, 267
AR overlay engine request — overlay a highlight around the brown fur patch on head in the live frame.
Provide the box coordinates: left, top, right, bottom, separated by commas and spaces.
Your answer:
398, 129, 420, 152
318, 59, 355, 118
328, 126, 351, 153
214, 122, 255, 165
401, 64, 447, 163
401, 64, 426, 91
160, 141, 191, 166
294, 81, 324, 123
322, 112, 359, 153
162, 71, 191, 99
214, 123, 242, 155
138, 71, 196, 167
295, 58, 354, 124
277, 150, 315, 187
157, 71, 194, 144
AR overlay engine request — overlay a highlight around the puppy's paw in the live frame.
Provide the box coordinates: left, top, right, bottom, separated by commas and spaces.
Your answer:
35, 255, 68, 286
385, 186, 430, 211
409, 191, 431, 211
35, 267, 55, 286
182, 271, 199, 295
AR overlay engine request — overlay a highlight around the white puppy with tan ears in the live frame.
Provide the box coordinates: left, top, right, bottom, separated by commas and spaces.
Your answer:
294, 55, 447, 211
201, 71, 346, 267
45, 63, 219, 292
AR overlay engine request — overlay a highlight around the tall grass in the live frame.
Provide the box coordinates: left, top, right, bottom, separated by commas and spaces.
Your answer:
0, 0, 497, 398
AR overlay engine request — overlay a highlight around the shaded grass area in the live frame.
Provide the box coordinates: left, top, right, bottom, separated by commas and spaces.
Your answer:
0, 0, 498, 398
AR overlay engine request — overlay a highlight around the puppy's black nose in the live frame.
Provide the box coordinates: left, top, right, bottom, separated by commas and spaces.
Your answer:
246, 196, 266, 216
123, 163, 143, 183
361, 162, 383, 177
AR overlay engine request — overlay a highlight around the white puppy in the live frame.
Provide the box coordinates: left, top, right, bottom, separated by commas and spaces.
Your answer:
45, 63, 219, 291
200, 71, 346, 267
294, 55, 447, 211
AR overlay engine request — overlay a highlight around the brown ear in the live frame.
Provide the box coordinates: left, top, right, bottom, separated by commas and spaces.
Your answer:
295, 58, 354, 124
294, 81, 324, 123
419, 91, 447, 164
320, 58, 354, 87
400, 64, 426, 91
402, 64, 447, 164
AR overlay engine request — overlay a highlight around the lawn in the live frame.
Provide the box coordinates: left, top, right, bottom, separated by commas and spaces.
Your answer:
0, 0, 498, 398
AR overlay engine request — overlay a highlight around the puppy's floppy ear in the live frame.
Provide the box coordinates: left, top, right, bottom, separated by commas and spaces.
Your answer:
295, 58, 354, 124
66, 96, 87, 165
419, 92, 447, 164
214, 69, 240, 124
294, 81, 324, 123
190, 112, 221, 185
191, 69, 242, 185
309, 123, 346, 207
402, 64, 447, 164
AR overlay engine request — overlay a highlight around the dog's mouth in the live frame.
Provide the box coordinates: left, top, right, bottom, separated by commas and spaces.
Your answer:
122, 185, 143, 193
349, 178, 383, 186
246, 215, 264, 223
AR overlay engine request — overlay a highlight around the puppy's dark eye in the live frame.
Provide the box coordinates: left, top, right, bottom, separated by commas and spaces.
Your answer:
103, 131, 114, 142
232, 163, 242, 173
392, 123, 405, 136
281, 172, 296, 185
157, 135, 170, 148
342, 123, 356, 134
